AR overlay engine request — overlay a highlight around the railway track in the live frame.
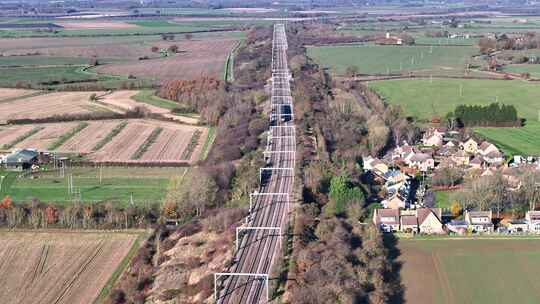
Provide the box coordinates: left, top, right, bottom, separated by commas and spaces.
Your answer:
215, 23, 295, 304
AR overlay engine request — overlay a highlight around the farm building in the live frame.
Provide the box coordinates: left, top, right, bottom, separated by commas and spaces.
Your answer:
4, 149, 39, 171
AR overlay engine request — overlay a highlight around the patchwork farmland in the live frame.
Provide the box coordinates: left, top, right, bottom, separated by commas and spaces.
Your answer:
0, 120, 207, 163
398, 238, 540, 304
0, 231, 140, 304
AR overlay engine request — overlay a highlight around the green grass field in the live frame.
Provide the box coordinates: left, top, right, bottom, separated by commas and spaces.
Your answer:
0, 55, 92, 66
307, 44, 478, 75
370, 78, 540, 155
503, 64, 540, 78
398, 238, 540, 304
435, 190, 455, 209
0, 167, 188, 206
132, 90, 179, 110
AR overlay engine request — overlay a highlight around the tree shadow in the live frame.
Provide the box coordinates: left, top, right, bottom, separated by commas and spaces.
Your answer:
383, 234, 405, 304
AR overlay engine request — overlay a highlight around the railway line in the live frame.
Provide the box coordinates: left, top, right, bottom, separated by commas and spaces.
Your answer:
214, 23, 295, 304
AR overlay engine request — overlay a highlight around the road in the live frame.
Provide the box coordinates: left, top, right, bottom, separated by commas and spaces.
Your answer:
215, 23, 295, 304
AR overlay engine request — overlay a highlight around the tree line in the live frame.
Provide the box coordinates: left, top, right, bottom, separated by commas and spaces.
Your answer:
449, 103, 521, 127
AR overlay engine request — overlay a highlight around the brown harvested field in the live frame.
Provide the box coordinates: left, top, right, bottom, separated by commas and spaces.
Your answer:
100, 90, 168, 114
0, 36, 165, 59
0, 91, 112, 121
141, 125, 207, 162
397, 237, 540, 304
91, 119, 207, 163
58, 120, 121, 153
95, 37, 238, 81
0, 231, 138, 304
91, 120, 155, 162
0, 125, 35, 145
0, 88, 36, 101
55, 21, 139, 30
14, 122, 78, 150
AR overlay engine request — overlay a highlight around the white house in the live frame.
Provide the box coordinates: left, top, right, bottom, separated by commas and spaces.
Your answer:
464, 210, 494, 233
409, 153, 435, 172
526, 211, 540, 233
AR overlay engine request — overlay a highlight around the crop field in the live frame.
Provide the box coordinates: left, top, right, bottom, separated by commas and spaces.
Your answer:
0, 91, 112, 121
0, 167, 187, 204
90, 119, 208, 163
95, 37, 239, 81
99, 90, 169, 114
307, 44, 478, 75
0, 88, 37, 101
0, 119, 208, 162
0, 231, 139, 304
0, 55, 90, 67
369, 78, 540, 155
398, 238, 540, 304
0, 18, 260, 38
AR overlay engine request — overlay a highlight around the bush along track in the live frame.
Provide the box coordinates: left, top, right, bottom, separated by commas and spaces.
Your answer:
130, 127, 163, 160
48, 122, 89, 150
181, 129, 202, 160
1, 126, 44, 149
92, 121, 128, 152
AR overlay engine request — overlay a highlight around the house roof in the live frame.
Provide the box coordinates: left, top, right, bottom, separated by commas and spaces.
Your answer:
467, 210, 492, 218
449, 220, 468, 226
5, 149, 39, 164
401, 215, 418, 226
374, 209, 399, 225
485, 151, 503, 159
470, 157, 484, 165
417, 208, 442, 225
410, 153, 432, 163
479, 141, 495, 151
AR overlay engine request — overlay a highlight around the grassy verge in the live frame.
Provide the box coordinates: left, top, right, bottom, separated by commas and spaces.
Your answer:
0, 170, 17, 198
94, 232, 147, 304
199, 126, 216, 161
48, 122, 89, 150
130, 127, 163, 160
181, 130, 203, 160
1, 126, 44, 149
92, 121, 128, 152
224, 40, 242, 82
132, 90, 179, 110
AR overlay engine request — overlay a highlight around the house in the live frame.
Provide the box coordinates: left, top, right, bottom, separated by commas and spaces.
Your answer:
469, 156, 485, 169
484, 151, 504, 165
422, 129, 444, 147
4, 149, 39, 171
464, 210, 494, 233
373, 208, 400, 232
478, 141, 500, 156
452, 150, 470, 166
400, 214, 419, 233
447, 220, 468, 234
422, 133, 443, 147
373, 208, 445, 234
461, 138, 479, 154
376, 32, 403, 45
507, 220, 528, 233
525, 211, 540, 233
363, 156, 389, 177
383, 194, 407, 209
383, 169, 408, 187
409, 153, 435, 172
417, 208, 445, 234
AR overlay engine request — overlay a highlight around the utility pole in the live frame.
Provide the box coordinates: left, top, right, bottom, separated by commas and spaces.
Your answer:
99, 164, 103, 184
0, 176, 5, 193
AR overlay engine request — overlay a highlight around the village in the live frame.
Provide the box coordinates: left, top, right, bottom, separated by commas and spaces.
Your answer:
366, 127, 540, 235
